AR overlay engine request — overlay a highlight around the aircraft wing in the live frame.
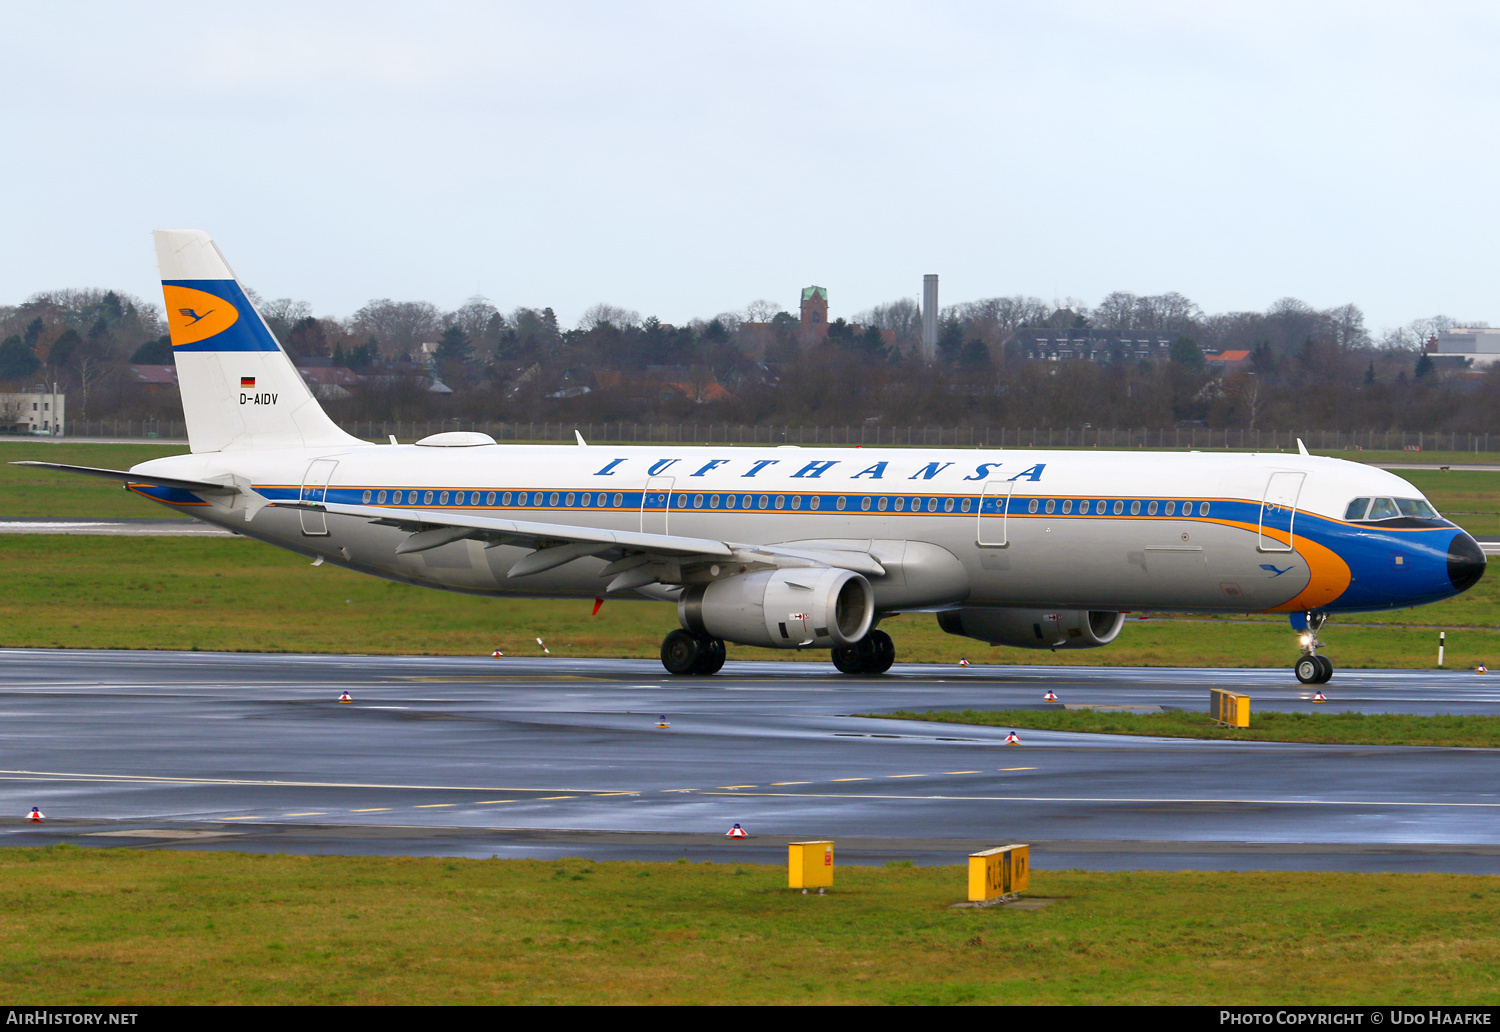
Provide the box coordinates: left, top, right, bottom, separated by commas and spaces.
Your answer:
297, 499, 885, 590
9, 461, 240, 494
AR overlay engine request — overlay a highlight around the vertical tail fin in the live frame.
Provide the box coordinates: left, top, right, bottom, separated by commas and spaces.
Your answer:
154, 230, 361, 453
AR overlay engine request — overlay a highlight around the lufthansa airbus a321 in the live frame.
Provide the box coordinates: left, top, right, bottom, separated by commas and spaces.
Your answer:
17, 231, 1487, 681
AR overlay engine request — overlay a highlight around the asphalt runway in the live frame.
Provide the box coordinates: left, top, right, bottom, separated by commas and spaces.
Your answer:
3, 649, 1500, 874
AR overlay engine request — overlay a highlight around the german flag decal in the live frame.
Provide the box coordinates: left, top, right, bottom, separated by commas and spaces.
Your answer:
240, 376, 255, 388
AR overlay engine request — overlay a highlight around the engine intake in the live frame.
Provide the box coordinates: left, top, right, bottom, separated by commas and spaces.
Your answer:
937, 607, 1125, 650
679, 568, 874, 649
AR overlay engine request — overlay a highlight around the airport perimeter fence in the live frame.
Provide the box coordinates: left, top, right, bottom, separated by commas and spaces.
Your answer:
55, 420, 1500, 453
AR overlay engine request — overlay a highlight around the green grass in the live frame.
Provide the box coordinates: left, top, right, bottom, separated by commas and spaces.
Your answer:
0, 534, 1495, 667
876, 708, 1500, 748
0, 441, 189, 518
1, 847, 1496, 1004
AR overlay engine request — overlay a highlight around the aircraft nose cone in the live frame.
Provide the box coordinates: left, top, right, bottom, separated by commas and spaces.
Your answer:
1448, 531, 1487, 593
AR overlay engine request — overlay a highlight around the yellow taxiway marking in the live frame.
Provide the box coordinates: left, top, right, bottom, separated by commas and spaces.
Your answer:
351, 808, 391, 812
945, 770, 982, 775
771, 781, 811, 786
998, 767, 1037, 772
474, 800, 514, 804
693, 791, 1500, 809
831, 777, 870, 782
414, 804, 454, 808
660, 788, 696, 793
0, 769, 631, 795
537, 795, 575, 801
719, 785, 756, 790
392, 675, 607, 683
887, 774, 927, 778
283, 812, 325, 817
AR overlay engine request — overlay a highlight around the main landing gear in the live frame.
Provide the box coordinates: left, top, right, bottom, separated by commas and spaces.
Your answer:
832, 629, 896, 676
661, 629, 726, 676
658, 628, 898, 677
1293, 611, 1334, 685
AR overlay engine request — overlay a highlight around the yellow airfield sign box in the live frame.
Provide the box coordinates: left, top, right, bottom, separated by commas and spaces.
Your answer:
788, 841, 834, 889
968, 844, 1030, 902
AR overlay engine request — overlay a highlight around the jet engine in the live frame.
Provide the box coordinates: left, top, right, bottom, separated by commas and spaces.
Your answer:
937, 607, 1126, 650
678, 568, 874, 649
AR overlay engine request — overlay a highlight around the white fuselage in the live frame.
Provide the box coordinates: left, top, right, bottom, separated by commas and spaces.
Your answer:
130, 442, 1466, 618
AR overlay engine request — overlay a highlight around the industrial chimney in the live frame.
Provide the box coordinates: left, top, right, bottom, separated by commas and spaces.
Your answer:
922, 274, 938, 362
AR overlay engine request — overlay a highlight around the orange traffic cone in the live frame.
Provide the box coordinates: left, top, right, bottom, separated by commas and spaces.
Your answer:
726, 823, 747, 838
338, 691, 352, 703
1312, 691, 1326, 703
1043, 689, 1058, 702
26, 808, 43, 822
1005, 731, 1020, 744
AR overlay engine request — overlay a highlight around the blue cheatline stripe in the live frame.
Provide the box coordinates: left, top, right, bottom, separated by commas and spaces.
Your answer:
244, 483, 1457, 538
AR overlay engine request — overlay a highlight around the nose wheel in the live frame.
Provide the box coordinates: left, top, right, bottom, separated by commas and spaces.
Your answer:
1293, 612, 1333, 684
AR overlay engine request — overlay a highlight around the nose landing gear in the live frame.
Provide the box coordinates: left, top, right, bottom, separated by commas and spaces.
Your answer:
1293, 612, 1333, 685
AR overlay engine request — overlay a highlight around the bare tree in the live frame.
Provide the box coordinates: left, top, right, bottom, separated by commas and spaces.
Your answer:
447, 295, 500, 340
351, 299, 442, 357
744, 299, 782, 323
578, 303, 641, 331
1093, 291, 1140, 329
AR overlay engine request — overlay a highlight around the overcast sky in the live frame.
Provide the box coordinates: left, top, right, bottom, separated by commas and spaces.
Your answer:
3, 2, 1497, 333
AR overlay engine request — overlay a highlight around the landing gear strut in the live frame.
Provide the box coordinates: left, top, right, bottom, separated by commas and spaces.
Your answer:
832, 628, 896, 676
1294, 612, 1333, 685
661, 629, 725, 676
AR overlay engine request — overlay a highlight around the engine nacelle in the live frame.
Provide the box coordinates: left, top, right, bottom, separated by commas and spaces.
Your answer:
679, 568, 874, 649
937, 607, 1126, 650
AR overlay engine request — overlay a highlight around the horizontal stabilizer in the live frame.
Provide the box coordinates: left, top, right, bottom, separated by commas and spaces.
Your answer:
9, 461, 239, 494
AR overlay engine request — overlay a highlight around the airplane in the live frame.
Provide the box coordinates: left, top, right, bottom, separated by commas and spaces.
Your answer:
15, 231, 1488, 683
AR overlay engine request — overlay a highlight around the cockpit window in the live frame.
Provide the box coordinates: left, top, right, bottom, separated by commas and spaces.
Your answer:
1346, 496, 1439, 522
1395, 498, 1437, 519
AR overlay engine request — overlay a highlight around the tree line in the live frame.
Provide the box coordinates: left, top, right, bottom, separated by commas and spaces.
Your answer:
0, 282, 1494, 434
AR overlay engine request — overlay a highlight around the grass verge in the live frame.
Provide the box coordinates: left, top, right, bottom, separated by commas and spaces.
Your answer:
1, 535, 1496, 667
874, 708, 1500, 748
2, 846, 1498, 1004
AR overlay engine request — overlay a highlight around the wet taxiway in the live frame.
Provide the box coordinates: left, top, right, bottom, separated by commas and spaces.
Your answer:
2, 649, 1499, 872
